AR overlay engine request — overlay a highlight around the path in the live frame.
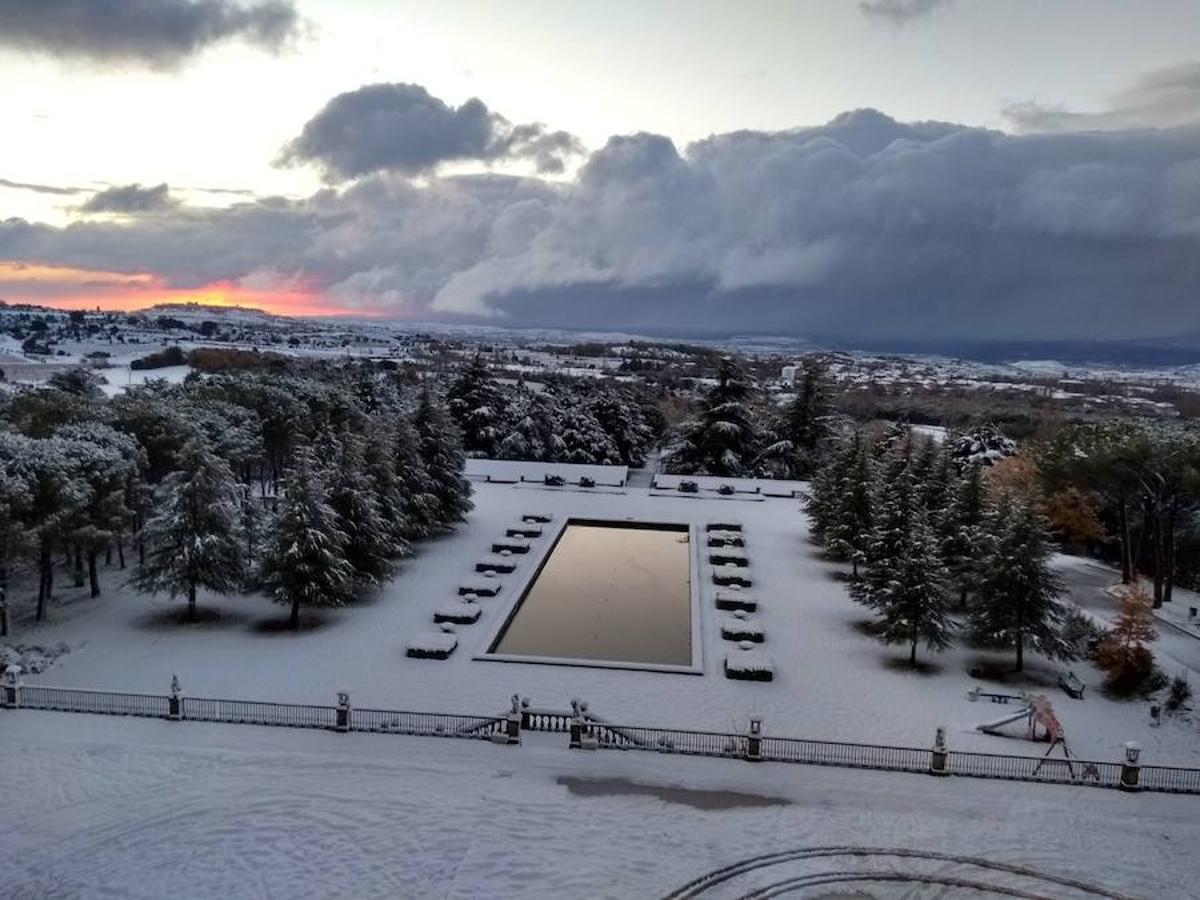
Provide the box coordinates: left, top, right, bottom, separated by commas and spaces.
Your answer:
1056, 555, 1200, 674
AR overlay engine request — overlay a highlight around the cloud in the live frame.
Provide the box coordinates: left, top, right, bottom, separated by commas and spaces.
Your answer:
0, 177, 83, 195
3, 109, 1200, 341
278, 82, 584, 181
0, 0, 303, 69
1004, 61, 1200, 133
859, 0, 952, 28
80, 182, 178, 213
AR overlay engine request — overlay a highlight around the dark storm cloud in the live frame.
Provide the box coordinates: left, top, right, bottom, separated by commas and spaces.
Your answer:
1005, 61, 1200, 132
858, 0, 952, 28
0, 177, 82, 195
278, 83, 584, 181
4, 109, 1200, 341
81, 182, 177, 213
0, 0, 303, 69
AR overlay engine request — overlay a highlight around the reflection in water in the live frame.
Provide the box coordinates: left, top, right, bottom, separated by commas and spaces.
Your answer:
493, 523, 692, 665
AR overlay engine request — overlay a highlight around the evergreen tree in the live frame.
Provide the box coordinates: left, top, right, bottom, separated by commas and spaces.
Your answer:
588, 388, 653, 467
392, 415, 440, 540
850, 460, 954, 667
447, 354, 505, 457
663, 356, 758, 476
826, 431, 874, 578
415, 388, 473, 528
940, 462, 988, 607
259, 445, 353, 629
134, 438, 246, 622
326, 432, 399, 584
969, 499, 1074, 671
783, 357, 834, 477
237, 483, 268, 581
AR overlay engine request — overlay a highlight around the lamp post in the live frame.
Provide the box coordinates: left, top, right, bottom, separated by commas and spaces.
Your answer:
1120, 741, 1142, 791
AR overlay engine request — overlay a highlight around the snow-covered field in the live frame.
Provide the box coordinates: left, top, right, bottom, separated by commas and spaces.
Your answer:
7, 479, 1198, 768
1, 710, 1195, 899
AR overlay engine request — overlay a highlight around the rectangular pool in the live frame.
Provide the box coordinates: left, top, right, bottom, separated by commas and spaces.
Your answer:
489, 520, 695, 668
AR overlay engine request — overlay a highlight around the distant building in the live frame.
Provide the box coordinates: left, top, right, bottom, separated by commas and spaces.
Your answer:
780, 364, 799, 386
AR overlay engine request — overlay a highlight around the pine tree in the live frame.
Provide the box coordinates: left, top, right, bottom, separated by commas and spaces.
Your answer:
850, 460, 954, 667
415, 388, 473, 528
784, 357, 834, 477
326, 432, 398, 584
969, 499, 1074, 671
1095, 581, 1158, 691
826, 431, 873, 578
940, 462, 988, 607
259, 445, 353, 629
134, 438, 246, 622
447, 354, 505, 457
663, 357, 759, 476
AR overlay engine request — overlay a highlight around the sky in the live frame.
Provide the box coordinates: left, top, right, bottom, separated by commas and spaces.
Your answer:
1, 0, 1199, 341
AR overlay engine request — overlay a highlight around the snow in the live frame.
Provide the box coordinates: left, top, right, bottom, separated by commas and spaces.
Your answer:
1, 710, 1195, 899
434, 601, 482, 625
5, 480, 1200, 768
711, 565, 752, 587
725, 646, 775, 680
719, 616, 765, 642
465, 459, 628, 486
715, 590, 758, 613
459, 576, 503, 596
654, 474, 805, 497
476, 553, 519, 573
406, 630, 459, 659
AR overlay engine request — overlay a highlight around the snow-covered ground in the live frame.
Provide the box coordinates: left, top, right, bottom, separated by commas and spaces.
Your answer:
1, 709, 1195, 899
6, 480, 1198, 768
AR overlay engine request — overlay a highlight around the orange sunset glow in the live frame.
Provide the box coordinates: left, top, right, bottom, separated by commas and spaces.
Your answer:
0, 261, 365, 318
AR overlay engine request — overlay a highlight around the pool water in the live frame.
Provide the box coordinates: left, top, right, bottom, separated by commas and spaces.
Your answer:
491, 521, 692, 666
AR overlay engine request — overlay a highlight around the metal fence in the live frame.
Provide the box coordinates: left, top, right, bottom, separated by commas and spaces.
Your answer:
6, 683, 1200, 795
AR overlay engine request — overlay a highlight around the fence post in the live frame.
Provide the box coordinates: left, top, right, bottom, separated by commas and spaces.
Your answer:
336, 689, 351, 732
505, 694, 522, 745
167, 673, 183, 721
930, 726, 949, 776
569, 698, 584, 749
1120, 742, 1141, 791
744, 717, 763, 762
3, 665, 21, 709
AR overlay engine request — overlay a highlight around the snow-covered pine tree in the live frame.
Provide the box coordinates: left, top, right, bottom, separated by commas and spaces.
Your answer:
259, 444, 353, 629
969, 498, 1074, 672
392, 415, 439, 540
237, 482, 269, 582
588, 388, 653, 467
940, 462, 988, 607
805, 432, 854, 542
447, 353, 505, 457
663, 356, 758, 476
415, 388, 473, 529
850, 461, 954, 667
134, 438, 246, 622
826, 431, 874, 578
783, 357, 835, 477
326, 431, 399, 584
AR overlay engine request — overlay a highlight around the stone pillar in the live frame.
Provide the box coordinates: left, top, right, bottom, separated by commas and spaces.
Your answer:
336, 689, 351, 733
167, 673, 183, 721
745, 717, 763, 762
1120, 742, 1141, 791
569, 697, 583, 749
930, 726, 949, 775
3, 665, 21, 709
505, 694, 522, 745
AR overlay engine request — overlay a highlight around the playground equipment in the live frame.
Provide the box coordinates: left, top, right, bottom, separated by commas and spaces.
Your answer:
972, 689, 1076, 775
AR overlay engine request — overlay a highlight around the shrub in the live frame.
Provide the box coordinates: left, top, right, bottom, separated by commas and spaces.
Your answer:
1061, 608, 1106, 659
1164, 674, 1193, 714
678, 480, 698, 493
130, 346, 186, 370
1095, 582, 1159, 695
718, 483, 735, 495
544, 474, 565, 487
579, 476, 595, 488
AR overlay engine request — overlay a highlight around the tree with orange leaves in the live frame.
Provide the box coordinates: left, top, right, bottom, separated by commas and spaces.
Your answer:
1095, 581, 1158, 692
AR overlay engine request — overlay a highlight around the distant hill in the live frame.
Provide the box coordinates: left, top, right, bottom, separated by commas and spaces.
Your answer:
138, 302, 277, 322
